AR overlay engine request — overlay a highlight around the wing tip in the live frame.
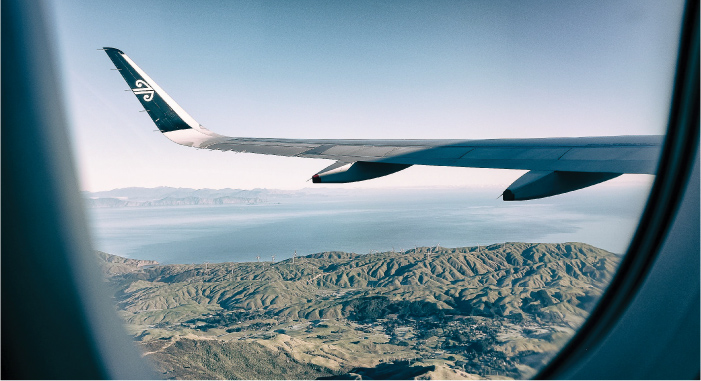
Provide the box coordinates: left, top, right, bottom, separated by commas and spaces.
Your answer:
102, 47, 124, 54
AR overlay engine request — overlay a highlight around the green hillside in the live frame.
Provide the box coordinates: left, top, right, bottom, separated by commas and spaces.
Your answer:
101, 242, 619, 379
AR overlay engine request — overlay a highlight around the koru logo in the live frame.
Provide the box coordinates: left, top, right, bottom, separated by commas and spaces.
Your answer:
132, 79, 154, 101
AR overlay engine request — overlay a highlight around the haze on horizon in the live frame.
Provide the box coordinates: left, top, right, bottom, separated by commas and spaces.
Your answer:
49, 1, 683, 192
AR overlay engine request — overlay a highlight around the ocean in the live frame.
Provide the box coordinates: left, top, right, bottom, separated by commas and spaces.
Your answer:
86, 186, 649, 264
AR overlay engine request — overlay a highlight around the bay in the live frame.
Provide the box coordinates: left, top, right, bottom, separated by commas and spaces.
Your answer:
86, 186, 649, 264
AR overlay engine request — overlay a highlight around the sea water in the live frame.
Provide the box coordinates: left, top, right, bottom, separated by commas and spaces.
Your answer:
86, 187, 649, 264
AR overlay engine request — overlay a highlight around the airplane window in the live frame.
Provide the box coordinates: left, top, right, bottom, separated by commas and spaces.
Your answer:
43, 1, 687, 379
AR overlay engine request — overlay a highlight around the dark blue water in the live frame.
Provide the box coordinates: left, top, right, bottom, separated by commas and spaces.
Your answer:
86, 187, 649, 264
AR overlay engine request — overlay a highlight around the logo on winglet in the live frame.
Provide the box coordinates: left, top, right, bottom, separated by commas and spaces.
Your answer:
132, 79, 154, 101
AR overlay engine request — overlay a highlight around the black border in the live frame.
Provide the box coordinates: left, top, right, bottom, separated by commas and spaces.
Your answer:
537, 0, 700, 378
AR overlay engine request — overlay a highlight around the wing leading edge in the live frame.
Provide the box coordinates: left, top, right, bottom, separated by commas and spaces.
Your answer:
102, 47, 662, 200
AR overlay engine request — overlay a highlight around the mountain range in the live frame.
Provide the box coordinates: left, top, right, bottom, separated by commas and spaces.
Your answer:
83, 187, 307, 207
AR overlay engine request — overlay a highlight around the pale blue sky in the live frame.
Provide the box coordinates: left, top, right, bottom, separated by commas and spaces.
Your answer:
49, 1, 684, 191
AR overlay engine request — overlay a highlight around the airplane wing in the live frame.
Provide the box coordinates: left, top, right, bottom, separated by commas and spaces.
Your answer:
103, 47, 663, 200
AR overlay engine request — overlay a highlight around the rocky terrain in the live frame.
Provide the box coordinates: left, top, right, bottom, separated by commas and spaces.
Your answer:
97, 251, 159, 276
100, 242, 619, 379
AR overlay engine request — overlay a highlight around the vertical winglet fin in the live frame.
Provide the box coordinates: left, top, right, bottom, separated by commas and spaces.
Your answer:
102, 47, 198, 133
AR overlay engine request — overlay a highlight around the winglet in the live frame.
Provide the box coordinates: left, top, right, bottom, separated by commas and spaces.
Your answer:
102, 47, 199, 133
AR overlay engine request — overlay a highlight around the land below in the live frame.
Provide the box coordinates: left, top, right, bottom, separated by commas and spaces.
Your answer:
99, 242, 619, 380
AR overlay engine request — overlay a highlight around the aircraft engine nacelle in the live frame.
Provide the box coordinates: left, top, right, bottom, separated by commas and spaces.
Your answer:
312, 161, 412, 183
502, 170, 621, 201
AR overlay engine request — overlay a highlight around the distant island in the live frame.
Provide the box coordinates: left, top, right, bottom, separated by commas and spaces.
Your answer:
84, 187, 278, 208
83, 187, 318, 208
99, 242, 618, 380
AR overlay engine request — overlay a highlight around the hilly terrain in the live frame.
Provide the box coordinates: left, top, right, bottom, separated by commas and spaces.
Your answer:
100, 242, 619, 379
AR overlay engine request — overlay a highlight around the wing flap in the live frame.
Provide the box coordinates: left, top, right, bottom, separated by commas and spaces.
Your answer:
460, 147, 570, 160
560, 146, 660, 161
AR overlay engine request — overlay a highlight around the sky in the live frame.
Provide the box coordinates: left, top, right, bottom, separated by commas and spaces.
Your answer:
48, 0, 684, 191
